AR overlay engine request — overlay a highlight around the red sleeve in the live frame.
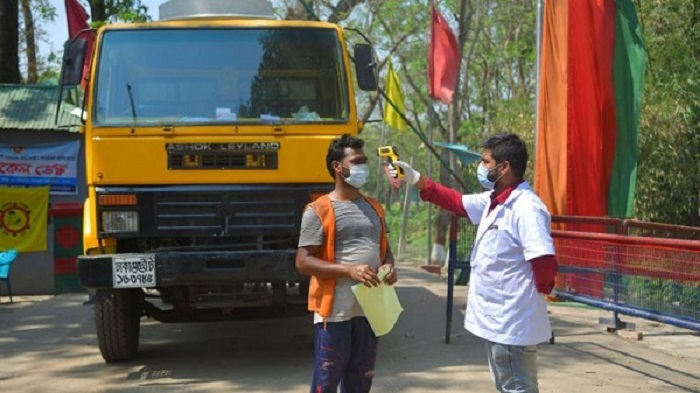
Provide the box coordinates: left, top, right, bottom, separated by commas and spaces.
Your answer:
418, 178, 468, 216
530, 255, 558, 294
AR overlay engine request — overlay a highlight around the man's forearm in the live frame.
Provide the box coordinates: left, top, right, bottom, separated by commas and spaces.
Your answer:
418, 178, 468, 216
530, 255, 558, 294
296, 253, 350, 279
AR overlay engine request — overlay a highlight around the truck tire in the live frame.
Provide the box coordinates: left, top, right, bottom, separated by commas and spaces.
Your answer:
94, 288, 143, 362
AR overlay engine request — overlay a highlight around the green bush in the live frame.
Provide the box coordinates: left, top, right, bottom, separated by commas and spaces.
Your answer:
621, 276, 700, 320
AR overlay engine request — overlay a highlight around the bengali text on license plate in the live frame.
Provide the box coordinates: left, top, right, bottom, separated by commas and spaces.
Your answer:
113, 255, 156, 288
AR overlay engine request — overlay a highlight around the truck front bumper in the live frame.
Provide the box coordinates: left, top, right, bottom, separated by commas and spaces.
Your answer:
77, 250, 302, 289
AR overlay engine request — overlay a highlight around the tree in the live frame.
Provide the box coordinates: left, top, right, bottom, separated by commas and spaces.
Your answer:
0, 0, 21, 83
19, 0, 57, 84
4, 0, 149, 85
372, 0, 539, 260
279, 0, 369, 22
634, 0, 700, 227
21, 0, 147, 84
272, 1, 700, 258
85, 0, 149, 25
18, 0, 56, 83
19, 0, 37, 83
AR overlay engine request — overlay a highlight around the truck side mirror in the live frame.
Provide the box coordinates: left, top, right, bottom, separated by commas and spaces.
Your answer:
60, 38, 88, 86
353, 43, 377, 91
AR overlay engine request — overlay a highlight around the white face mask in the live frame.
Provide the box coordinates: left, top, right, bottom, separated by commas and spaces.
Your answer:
476, 162, 503, 190
343, 163, 370, 189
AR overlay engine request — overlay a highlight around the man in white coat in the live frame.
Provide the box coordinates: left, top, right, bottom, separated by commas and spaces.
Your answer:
392, 134, 557, 393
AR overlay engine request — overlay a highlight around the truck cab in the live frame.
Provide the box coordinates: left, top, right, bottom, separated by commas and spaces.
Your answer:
60, 0, 377, 362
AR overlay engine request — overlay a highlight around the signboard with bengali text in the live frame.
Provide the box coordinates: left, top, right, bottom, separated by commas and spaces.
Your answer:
0, 142, 79, 195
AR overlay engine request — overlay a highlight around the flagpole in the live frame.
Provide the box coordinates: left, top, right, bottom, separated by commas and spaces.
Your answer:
376, 101, 387, 200
426, 0, 435, 266
534, 0, 544, 172
397, 156, 414, 262
427, 101, 433, 265
426, 0, 435, 265
369, 0, 384, 202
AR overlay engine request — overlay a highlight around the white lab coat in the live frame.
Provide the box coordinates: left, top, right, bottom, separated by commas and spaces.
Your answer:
462, 182, 554, 346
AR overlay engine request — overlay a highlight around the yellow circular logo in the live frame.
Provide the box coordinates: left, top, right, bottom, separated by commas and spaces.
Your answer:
0, 203, 31, 237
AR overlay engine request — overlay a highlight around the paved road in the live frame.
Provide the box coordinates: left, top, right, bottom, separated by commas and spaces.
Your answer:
1, 266, 698, 392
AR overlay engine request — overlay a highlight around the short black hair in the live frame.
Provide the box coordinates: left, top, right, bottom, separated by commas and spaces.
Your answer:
481, 133, 528, 178
326, 134, 364, 178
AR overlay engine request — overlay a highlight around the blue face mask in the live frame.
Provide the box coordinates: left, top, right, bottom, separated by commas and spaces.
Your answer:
343, 163, 370, 189
476, 162, 503, 190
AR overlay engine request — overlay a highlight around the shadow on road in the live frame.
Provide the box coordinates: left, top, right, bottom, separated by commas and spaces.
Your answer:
1, 266, 699, 392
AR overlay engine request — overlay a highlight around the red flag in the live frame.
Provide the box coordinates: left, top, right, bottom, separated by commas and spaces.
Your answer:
65, 0, 89, 38
65, 0, 93, 89
428, 3, 460, 104
566, 0, 617, 219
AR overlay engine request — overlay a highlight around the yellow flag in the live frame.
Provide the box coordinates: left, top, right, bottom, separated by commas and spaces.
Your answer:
383, 60, 407, 131
0, 187, 49, 252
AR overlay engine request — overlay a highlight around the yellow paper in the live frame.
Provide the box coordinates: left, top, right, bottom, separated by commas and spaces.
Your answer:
351, 271, 403, 336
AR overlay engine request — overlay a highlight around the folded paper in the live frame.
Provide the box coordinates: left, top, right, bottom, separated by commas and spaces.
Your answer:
351, 269, 403, 336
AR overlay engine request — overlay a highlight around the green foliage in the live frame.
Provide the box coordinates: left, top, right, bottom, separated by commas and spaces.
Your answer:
86, 0, 150, 26
18, 0, 150, 83
15, 0, 694, 253
33, 0, 56, 21
634, 0, 700, 226
384, 196, 433, 263
357, 0, 698, 227
35, 50, 61, 83
18, 0, 59, 83
622, 277, 700, 320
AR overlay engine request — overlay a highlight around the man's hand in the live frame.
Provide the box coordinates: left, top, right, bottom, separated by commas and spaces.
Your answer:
391, 161, 420, 185
349, 264, 380, 287
379, 264, 397, 285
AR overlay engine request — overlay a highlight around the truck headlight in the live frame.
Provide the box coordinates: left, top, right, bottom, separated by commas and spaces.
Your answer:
101, 211, 139, 233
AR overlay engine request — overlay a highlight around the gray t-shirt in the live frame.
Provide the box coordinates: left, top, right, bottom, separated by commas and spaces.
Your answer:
298, 197, 384, 323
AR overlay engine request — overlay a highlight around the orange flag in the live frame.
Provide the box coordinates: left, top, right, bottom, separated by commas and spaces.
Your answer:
428, 3, 460, 104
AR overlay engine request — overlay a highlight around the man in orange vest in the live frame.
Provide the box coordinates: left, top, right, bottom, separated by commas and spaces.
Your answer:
296, 134, 397, 393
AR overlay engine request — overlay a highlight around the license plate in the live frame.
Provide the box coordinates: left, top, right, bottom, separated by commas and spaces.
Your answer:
113, 255, 156, 288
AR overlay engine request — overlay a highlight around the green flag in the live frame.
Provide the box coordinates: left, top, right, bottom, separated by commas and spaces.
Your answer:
609, 0, 646, 218
383, 60, 407, 131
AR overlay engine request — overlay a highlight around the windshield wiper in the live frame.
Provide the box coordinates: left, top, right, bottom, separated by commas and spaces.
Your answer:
126, 83, 137, 123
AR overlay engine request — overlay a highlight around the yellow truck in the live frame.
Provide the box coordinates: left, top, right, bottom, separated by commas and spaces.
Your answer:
60, 0, 377, 362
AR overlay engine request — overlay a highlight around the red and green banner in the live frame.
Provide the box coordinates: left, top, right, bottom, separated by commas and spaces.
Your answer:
534, 0, 645, 219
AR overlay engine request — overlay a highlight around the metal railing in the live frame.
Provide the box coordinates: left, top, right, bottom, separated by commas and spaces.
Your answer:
444, 214, 700, 343
553, 229, 700, 331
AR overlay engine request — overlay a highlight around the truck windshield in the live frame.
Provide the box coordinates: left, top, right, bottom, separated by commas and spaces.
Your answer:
93, 28, 349, 126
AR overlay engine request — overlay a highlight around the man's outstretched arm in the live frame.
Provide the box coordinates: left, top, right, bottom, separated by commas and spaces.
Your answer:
392, 161, 467, 216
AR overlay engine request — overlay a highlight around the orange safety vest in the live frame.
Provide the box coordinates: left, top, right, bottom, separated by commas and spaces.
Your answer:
306, 194, 388, 318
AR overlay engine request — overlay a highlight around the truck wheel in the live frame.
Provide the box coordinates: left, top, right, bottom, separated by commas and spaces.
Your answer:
94, 288, 143, 362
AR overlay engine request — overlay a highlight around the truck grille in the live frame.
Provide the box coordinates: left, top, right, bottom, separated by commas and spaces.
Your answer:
153, 190, 297, 236
96, 184, 333, 239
